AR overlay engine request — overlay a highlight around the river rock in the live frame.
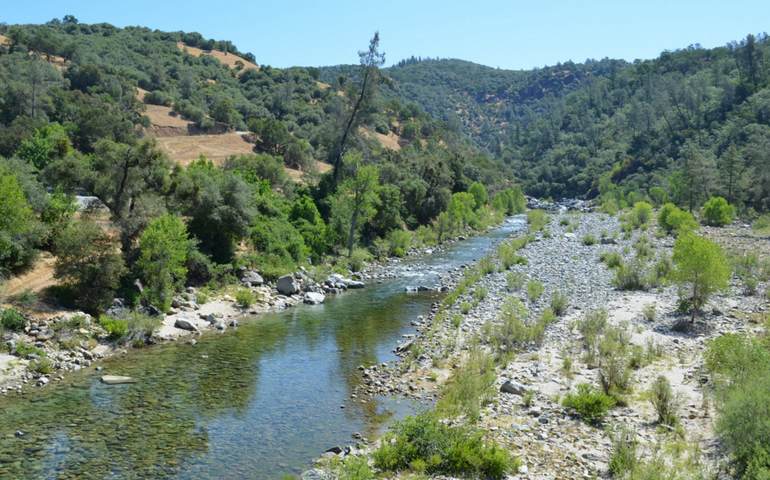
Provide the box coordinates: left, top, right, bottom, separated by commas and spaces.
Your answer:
277, 275, 301, 295
241, 270, 264, 287
174, 317, 199, 332
345, 280, 365, 289
500, 380, 528, 395
100, 375, 136, 385
303, 292, 326, 305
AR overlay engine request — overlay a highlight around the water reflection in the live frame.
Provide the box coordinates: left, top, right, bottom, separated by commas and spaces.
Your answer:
0, 217, 526, 479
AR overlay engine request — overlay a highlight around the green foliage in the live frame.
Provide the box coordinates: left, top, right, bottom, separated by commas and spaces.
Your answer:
373, 412, 518, 479
99, 315, 129, 341
612, 260, 647, 291
491, 187, 526, 215
600, 251, 623, 269
468, 181, 488, 209
235, 288, 256, 308
438, 346, 496, 421
526, 210, 547, 231
14, 341, 45, 359
550, 290, 569, 316
336, 455, 374, 480
658, 203, 698, 235
0, 166, 41, 275
386, 229, 412, 257
506, 271, 525, 291
582, 234, 597, 245
0, 308, 26, 331
672, 232, 730, 318
347, 248, 372, 272
562, 383, 616, 425
650, 375, 678, 427
630, 201, 653, 228
701, 196, 735, 227
30, 357, 53, 375
609, 428, 638, 478
136, 214, 191, 312
753, 214, 770, 233
53, 219, 126, 314
526, 280, 544, 302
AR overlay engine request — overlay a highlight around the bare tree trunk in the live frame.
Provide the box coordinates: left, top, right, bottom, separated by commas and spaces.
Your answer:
333, 69, 370, 181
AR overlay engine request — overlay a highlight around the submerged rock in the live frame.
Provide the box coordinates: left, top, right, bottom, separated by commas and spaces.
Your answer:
100, 375, 136, 385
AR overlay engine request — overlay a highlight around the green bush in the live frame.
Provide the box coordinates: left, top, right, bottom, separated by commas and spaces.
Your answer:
506, 271, 525, 291
550, 291, 568, 316
99, 315, 129, 341
582, 234, 597, 246
608, 428, 638, 477
373, 412, 518, 479
612, 261, 647, 291
630, 201, 653, 228
650, 375, 678, 427
657, 203, 698, 235
701, 196, 735, 227
337, 455, 374, 480
235, 288, 256, 308
348, 248, 372, 272
562, 383, 616, 424
30, 357, 53, 375
438, 347, 496, 421
459, 301, 472, 314
14, 341, 45, 358
753, 214, 770, 233
1, 308, 26, 331
387, 229, 412, 257
526, 209, 548, 232
526, 280, 544, 302
600, 251, 623, 269
478, 256, 495, 275
126, 311, 161, 340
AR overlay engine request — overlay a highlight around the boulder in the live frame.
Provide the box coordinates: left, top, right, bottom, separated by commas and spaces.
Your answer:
174, 317, 199, 332
303, 292, 326, 305
500, 380, 528, 395
241, 270, 264, 287
277, 274, 301, 295
345, 280, 365, 289
101, 375, 136, 385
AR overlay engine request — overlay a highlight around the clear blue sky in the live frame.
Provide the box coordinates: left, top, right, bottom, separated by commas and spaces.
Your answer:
4, 0, 769, 69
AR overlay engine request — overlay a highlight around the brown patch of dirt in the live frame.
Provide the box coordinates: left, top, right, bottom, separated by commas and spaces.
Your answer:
284, 161, 332, 184
155, 133, 255, 166
0, 34, 10, 46
315, 81, 331, 90
2, 253, 57, 298
177, 42, 259, 73
135, 87, 149, 102
142, 104, 193, 129
360, 127, 402, 151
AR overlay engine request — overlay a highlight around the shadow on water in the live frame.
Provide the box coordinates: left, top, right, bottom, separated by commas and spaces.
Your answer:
0, 216, 526, 479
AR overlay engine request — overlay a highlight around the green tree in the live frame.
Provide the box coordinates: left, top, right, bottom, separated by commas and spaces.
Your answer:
330, 155, 380, 256
53, 219, 126, 313
0, 167, 41, 275
15, 122, 72, 170
701, 196, 735, 227
468, 181, 489, 210
672, 232, 730, 321
136, 215, 191, 312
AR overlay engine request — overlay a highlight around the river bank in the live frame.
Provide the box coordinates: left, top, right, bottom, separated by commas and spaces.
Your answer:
311, 211, 768, 479
0, 218, 511, 396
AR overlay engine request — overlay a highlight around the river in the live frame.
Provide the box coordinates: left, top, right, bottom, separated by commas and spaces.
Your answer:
0, 216, 526, 479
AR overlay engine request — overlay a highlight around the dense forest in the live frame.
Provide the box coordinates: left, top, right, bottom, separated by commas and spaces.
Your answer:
324, 35, 770, 212
0, 17, 521, 314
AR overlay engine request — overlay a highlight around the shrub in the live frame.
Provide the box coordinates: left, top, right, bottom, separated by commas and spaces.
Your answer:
701, 196, 735, 227
526, 209, 548, 232
582, 234, 597, 246
337, 455, 374, 480
562, 383, 616, 424
373, 412, 518, 479
550, 291, 569, 316
650, 375, 678, 427
478, 256, 495, 275
235, 288, 256, 308
506, 271, 525, 291
753, 214, 770, 233
459, 301, 472, 314
438, 346, 496, 421
126, 311, 161, 340
473, 287, 488, 302
1, 308, 26, 331
526, 280, 544, 302
612, 261, 647, 291
387, 229, 412, 257
600, 251, 623, 269
672, 232, 730, 320
498, 240, 527, 269
348, 248, 372, 272
30, 357, 53, 375
609, 428, 638, 477
630, 201, 653, 228
99, 315, 129, 341
658, 203, 698, 235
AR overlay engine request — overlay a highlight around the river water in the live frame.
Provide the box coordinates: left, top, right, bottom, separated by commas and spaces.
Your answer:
0, 216, 526, 480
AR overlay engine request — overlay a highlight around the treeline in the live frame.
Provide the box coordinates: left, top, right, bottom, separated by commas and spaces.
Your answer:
0, 19, 521, 316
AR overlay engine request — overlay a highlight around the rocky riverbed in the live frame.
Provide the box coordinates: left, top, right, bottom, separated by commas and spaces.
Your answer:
323, 211, 768, 479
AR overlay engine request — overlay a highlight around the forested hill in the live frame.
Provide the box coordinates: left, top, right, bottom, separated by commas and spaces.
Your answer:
323, 36, 770, 212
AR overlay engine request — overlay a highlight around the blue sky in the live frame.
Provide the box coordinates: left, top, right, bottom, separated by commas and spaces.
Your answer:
4, 1, 769, 69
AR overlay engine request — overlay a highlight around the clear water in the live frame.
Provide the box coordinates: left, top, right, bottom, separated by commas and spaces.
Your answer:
0, 217, 526, 479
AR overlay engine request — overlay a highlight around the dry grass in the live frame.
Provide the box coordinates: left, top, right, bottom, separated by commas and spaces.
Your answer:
0, 34, 10, 46
2, 253, 57, 298
360, 127, 402, 151
154, 133, 255, 166
177, 42, 258, 72
143, 104, 192, 129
